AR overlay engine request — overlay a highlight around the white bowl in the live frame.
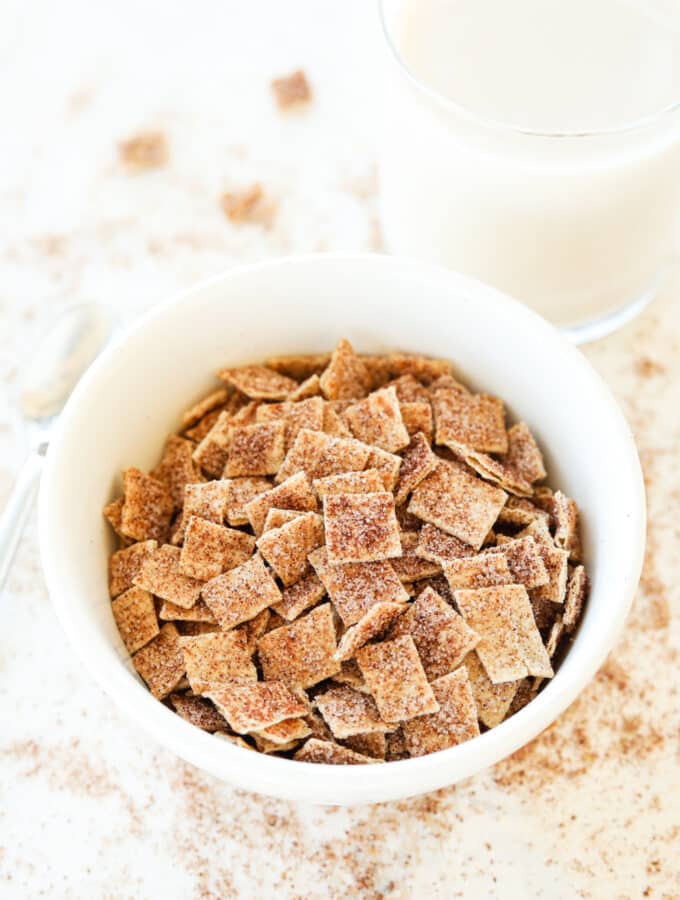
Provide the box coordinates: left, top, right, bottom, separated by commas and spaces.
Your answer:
39, 254, 645, 805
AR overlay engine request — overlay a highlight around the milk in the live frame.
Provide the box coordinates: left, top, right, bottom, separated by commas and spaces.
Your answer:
379, 0, 680, 335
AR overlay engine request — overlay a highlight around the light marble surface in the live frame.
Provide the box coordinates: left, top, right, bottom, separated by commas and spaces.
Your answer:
1, 2, 679, 897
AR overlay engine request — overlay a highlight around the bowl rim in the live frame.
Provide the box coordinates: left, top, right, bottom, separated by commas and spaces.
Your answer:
38, 252, 646, 803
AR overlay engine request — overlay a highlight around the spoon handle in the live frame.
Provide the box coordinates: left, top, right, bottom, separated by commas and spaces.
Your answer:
0, 451, 44, 593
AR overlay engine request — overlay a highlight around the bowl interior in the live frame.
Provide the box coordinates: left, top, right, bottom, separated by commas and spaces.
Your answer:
39, 255, 644, 804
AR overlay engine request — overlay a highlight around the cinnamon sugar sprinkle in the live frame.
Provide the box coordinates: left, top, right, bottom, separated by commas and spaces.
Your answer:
104, 339, 588, 762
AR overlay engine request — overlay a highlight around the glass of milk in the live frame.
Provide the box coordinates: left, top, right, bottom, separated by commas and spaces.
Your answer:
378, 0, 680, 341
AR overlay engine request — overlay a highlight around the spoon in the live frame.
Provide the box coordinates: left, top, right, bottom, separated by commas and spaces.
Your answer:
0, 303, 115, 591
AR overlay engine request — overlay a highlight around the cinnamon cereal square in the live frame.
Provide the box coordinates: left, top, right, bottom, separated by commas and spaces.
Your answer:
267, 352, 331, 381
502, 422, 547, 484
319, 338, 371, 401
455, 447, 534, 497
294, 738, 377, 765
179, 517, 256, 581
202, 553, 282, 630
224, 421, 286, 477
158, 598, 216, 623
111, 587, 159, 653
399, 401, 434, 442
262, 508, 305, 531
192, 411, 233, 478
109, 540, 158, 598
256, 511, 324, 585
408, 460, 507, 550
217, 365, 297, 400
390, 532, 441, 582
257, 603, 340, 689
223, 477, 272, 526
244, 472, 318, 535
388, 586, 478, 680
552, 490, 582, 561
386, 374, 431, 403
563, 565, 588, 632
529, 541, 569, 605
289, 374, 322, 401
313, 468, 384, 499
485, 535, 549, 590
433, 389, 508, 454
402, 668, 480, 756
103, 496, 125, 537
272, 572, 327, 621
309, 547, 409, 626
253, 717, 311, 745
134, 544, 203, 608
277, 429, 370, 484
365, 447, 402, 492
415, 523, 474, 564
463, 652, 519, 728
324, 492, 401, 565
314, 686, 394, 739
334, 601, 408, 661
151, 436, 202, 508
170, 692, 229, 732
341, 732, 387, 760
132, 623, 185, 699
356, 634, 439, 722
207, 681, 308, 733
256, 397, 324, 447
344, 386, 410, 453
442, 553, 513, 591
181, 387, 231, 429
393, 432, 438, 505
120, 467, 174, 542
455, 584, 553, 682
172, 480, 232, 544
180, 629, 257, 693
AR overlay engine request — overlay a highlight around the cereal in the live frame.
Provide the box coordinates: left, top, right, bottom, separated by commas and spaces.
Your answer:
293, 738, 377, 765
319, 338, 371, 401
463, 652, 520, 729
132, 623, 185, 699
314, 686, 394, 739
433, 389, 508, 454
364, 353, 452, 387
218, 365, 296, 400
181, 388, 231, 429
386, 374, 431, 403
257, 603, 340, 689
393, 432, 438, 505
207, 681, 308, 734
256, 396, 324, 447
342, 732, 387, 760
223, 421, 285, 478
111, 587, 159, 653
180, 629, 257, 693
402, 668, 480, 757
169, 693, 229, 732
331, 659, 371, 694
119, 131, 168, 171
455, 584, 554, 682
277, 429, 370, 484
390, 532, 441, 583
309, 547, 409, 626
388, 586, 478, 680
322, 404, 353, 437
262, 508, 304, 531
134, 544, 203, 608
179, 517, 256, 580
109, 540, 158, 598
313, 468, 384, 499
253, 717, 311, 745
158, 598, 216, 623
120, 467, 174, 542
454, 446, 534, 497
267, 353, 331, 381
552, 490, 583, 561
501, 422, 547, 484
399, 401, 433, 442
408, 459, 507, 550
344, 386, 410, 453
356, 635, 439, 722
334, 601, 408, 662
103, 497, 125, 538
289, 374, 322, 401
323, 492, 401, 565
415, 523, 474, 564
529, 540, 570, 605
192, 411, 233, 478
442, 553, 513, 591
220, 184, 274, 226
151, 436, 202, 508
244, 472, 318, 535
365, 446, 402, 492
238, 608, 272, 654
271, 69, 312, 109
484, 535, 549, 590
497, 496, 550, 528
563, 565, 589, 632
202, 553, 282, 630
223, 477, 272, 527
256, 511, 324, 585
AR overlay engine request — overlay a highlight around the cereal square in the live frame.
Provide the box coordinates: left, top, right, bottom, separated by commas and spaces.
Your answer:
563, 565, 588, 632
324, 492, 401, 565
244, 472, 318, 535
344, 386, 410, 453
111, 586, 159, 653
334, 601, 408, 661
120, 467, 174, 542
314, 686, 394, 739
393, 432, 438, 505
529, 541, 569, 605
151, 435, 202, 508
399, 401, 434, 442
103, 496, 125, 537
356, 634, 439, 722
134, 544, 203, 608
341, 732, 387, 760
390, 532, 441, 583
497, 496, 550, 528
224, 421, 286, 477
388, 586, 479, 680
289, 374, 322, 401
309, 547, 409, 626
313, 468, 384, 499
502, 422, 547, 484
217, 365, 297, 400
415, 523, 474, 564
293, 738, 377, 765
253, 717, 311, 745
552, 490, 582, 561
322, 404, 353, 437
179, 517, 256, 581
319, 338, 371, 401
442, 553, 513, 591
433, 389, 508, 454
408, 460, 507, 550
386, 374, 431, 403
207, 681, 308, 733
181, 387, 231, 429
272, 572, 327, 621
277, 429, 370, 484
463, 652, 519, 728
455, 584, 553, 682
484, 535, 549, 590
257, 603, 340, 689
109, 540, 158, 598
262, 508, 305, 531
223, 477, 272, 526
132, 623, 185, 699
266, 352, 331, 381
158, 598, 216, 623
170, 692, 229, 732
256, 511, 324, 585
456, 447, 534, 497
256, 396, 324, 447
171, 480, 232, 544
201, 553, 282, 630
402, 669, 480, 757
180, 629, 257, 693
192, 410, 233, 478
238, 608, 272, 654
365, 447, 401, 492
271, 69, 312, 108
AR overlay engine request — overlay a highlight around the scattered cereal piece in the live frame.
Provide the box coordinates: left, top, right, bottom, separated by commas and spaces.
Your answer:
334, 601, 408, 661
256, 397, 324, 448
134, 544, 203, 608
179, 517, 255, 580
390, 532, 440, 582
324, 491, 401, 565
271, 69, 312, 109
388, 586, 478, 680
442, 553, 513, 591
415, 523, 474, 564
238, 608, 272, 654
257, 603, 340, 689
319, 338, 371, 401
563, 565, 588, 632
192, 411, 233, 478
408, 460, 507, 550
322, 404, 353, 437
463, 652, 520, 729
119, 131, 168, 172
402, 668, 480, 756
386, 374, 431, 403
218, 365, 296, 401
365, 446, 402, 492
331, 659, 371, 694
455, 446, 534, 497
180, 629, 256, 693
170, 692, 229, 732
399, 401, 434, 442
314, 686, 394, 739
158, 598, 216, 623
344, 386, 410, 453
393, 432, 438, 506
433, 389, 508, 454
132, 623, 185, 699
501, 422, 547, 484
356, 634, 439, 722
224, 421, 286, 477
309, 547, 409, 626
529, 540, 569, 605
263, 508, 305, 531
313, 468, 384, 499
266, 353, 331, 381
293, 738, 377, 765
256, 511, 324, 585
484, 535, 549, 590
497, 496, 550, 528
207, 680, 308, 734
172, 480, 232, 544
202, 553, 282, 630
111, 587, 159, 654
277, 429, 370, 484
120, 467, 174, 542
244, 472, 318, 535
223, 477, 272, 527
151, 436, 202, 507
455, 584, 553, 682
220, 183, 276, 226
109, 540, 158, 598
272, 572, 327, 621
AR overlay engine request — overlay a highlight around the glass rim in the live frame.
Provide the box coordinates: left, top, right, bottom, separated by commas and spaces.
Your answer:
378, 0, 680, 139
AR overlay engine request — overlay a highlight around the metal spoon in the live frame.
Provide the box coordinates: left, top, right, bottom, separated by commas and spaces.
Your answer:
0, 303, 115, 591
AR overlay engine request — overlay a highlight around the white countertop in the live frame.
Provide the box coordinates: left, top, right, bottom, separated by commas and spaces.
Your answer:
1, 2, 679, 897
